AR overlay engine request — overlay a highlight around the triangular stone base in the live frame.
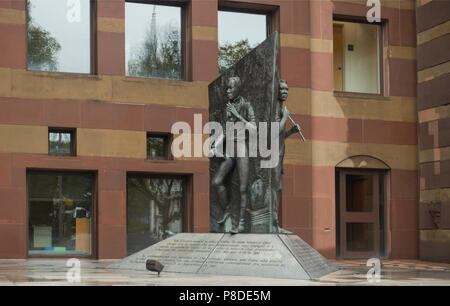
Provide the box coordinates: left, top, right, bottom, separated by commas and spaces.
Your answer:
108, 233, 337, 280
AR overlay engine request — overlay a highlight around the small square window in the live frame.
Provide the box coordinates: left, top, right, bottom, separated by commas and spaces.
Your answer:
147, 133, 171, 160
333, 20, 382, 94
49, 129, 75, 156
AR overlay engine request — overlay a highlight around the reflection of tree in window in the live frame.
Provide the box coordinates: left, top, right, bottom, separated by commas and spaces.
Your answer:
127, 177, 184, 253
26, 0, 61, 71
127, 5, 182, 80
218, 39, 253, 74
49, 131, 71, 154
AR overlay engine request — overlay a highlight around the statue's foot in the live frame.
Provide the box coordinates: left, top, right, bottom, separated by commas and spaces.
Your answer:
229, 227, 239, 234
277, 227, 293, 235
238, 219, 245, 232
217, 211, 230, 224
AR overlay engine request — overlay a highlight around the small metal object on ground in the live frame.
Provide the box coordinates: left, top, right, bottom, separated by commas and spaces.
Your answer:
146, 259, 164, 277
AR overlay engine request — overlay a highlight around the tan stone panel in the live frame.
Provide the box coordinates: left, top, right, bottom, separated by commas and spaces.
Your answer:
97, 17, 124, 33
419, 147, 440, 163
386, 46, 416, 60
192, 26, 217, 41
0, 68, 11, 96
310, 39, 333, 53
0, 8, 25, 25
416, 0, 433, 7
284, 140, 417, 170
284, 87, 311, 115
172, 133, 210, 161
418, 61, 450, 83
420, 229, 450, 243
418, 107, 440, 123
417, 21, 450, 45
420, 188, 450, 203
77, 128, 146, 158
0, 125, 47, 154
11, 70, 113, 101
310, 90, 417, 122
437, 104, 450, 121
332, 0, 415, 10
280, 33, 310, 49
112, 77, 209, 108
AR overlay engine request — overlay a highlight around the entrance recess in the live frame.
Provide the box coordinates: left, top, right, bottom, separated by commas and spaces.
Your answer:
339, 170, 380, 258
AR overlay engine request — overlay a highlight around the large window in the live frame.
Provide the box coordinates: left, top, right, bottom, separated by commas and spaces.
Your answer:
28, 172, 94, 256
127, 176, 185, 255
26, 0, 92, 73
125, 2, 183, 80
333, 20, 381, 94
218, 10, 268, 73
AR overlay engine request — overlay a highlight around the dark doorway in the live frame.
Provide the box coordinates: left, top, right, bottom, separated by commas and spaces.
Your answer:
337, 169, 385, 259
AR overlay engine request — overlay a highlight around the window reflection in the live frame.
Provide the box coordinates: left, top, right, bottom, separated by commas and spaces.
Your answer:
218, 10, 267, 73
127, 177, 185, 255
27, 0, 91, 73
126, 2, 182, 80
28, 173, 93, 256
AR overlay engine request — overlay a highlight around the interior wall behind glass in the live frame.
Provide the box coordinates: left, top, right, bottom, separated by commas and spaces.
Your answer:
27, 0, 91, 73
218, 11, 267, 73
28, 173, 93, 256
127, 177, 185, 255
125, 3, 182, 80
336, 21, 380, 94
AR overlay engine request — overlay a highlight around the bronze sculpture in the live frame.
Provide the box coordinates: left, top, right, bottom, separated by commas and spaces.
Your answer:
271, 79, 303, 233
210, 76, 256, 233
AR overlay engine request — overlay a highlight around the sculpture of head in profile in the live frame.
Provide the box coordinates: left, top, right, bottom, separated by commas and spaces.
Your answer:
227, 76, 242, 101
278, 79, 289, 103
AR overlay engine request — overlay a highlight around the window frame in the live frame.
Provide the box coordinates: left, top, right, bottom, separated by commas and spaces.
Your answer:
217, 2, 278, 73
125, 0, 187, 80
126, 173, 190, 255
332, 16, 385, 96
48, 128, 77, 156
26, 170, 97, 259
25, 0, 97, 75
146, 132, 173, 160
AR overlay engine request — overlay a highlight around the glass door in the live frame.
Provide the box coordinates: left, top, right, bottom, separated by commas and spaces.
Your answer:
339, 170, 380, 258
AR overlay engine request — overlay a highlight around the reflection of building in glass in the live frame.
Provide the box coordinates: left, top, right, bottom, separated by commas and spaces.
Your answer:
0, 0, 448, 264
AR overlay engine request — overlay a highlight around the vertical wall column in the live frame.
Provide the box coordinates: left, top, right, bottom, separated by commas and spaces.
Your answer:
97, 169, 127, 259
0, 0, 27, 259
309, 0, 336, 258
417, 0, 450, 263
278, 0, 314, 246
0, 0, 26, 70
96, 0, 125, 76
189, 0, 218, 82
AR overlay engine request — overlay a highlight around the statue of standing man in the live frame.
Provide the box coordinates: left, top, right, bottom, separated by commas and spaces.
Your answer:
272, 79, 302, 233
210, 76, 256, 234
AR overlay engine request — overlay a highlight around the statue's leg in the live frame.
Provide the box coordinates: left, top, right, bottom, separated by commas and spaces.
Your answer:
271, 163, 282, 231
212, 157, 235, 224
234, 156, 249, 233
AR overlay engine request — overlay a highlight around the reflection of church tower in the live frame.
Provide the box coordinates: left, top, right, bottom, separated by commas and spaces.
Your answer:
149, 5, 158, 72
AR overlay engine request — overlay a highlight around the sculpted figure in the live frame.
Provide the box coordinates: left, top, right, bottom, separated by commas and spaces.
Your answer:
210, 76, 256, 233
272, 79, 301, 233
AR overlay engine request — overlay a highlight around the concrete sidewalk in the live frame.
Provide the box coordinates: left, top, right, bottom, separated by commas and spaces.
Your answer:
0, 259, 449, 286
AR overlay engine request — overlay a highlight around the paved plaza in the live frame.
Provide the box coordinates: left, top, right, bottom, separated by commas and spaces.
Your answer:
0, 259, 449, 286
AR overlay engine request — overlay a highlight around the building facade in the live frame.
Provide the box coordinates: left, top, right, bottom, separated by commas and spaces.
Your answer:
0, 0, 447, 262
416, 0, 450, 263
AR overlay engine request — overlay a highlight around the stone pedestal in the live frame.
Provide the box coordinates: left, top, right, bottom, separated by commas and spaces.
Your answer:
108, 233, 337, 280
